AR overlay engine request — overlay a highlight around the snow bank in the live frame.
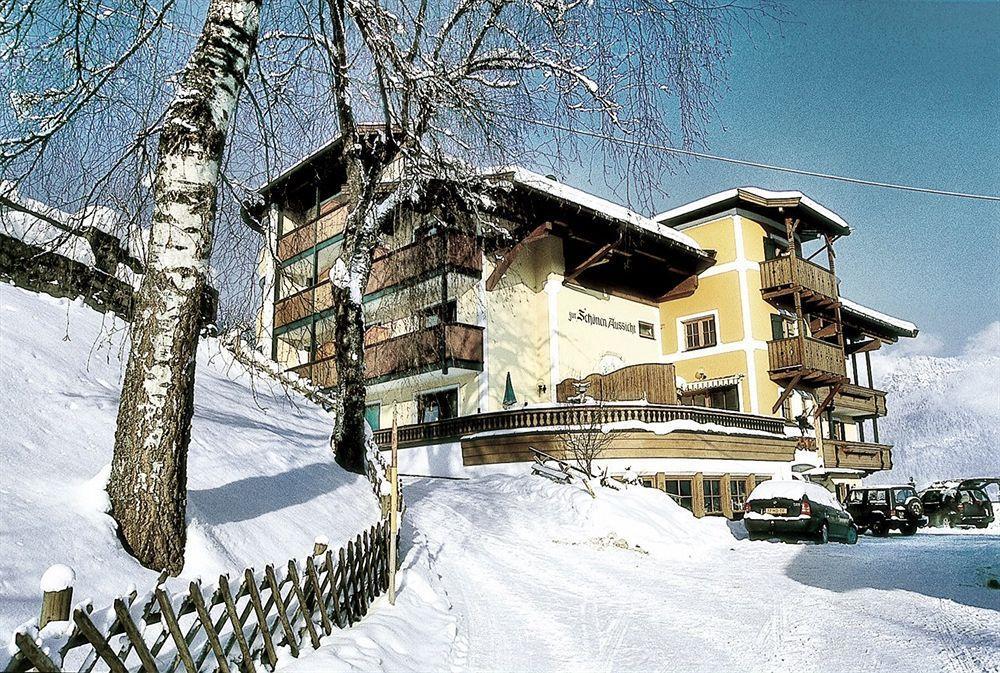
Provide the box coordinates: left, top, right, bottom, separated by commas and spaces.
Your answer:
0, 284, 379, 641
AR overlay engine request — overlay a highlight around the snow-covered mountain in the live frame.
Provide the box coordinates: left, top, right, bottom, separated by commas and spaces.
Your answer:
871, 323, 1000, 487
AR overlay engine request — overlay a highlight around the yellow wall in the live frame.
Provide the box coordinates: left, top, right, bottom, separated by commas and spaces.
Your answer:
658, 213, 788, 417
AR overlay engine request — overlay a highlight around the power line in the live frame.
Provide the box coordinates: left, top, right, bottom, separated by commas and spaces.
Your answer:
503, 115, 1000, 203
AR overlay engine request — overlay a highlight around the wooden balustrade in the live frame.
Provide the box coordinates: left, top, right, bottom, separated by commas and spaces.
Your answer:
823, 439, 893, 473
366, 232, 482, 296
821, 382, 888, 417
760, 255, 839, 302
768, 336, 846, 381
370, 404, 787, 448
289, 322, 484, 386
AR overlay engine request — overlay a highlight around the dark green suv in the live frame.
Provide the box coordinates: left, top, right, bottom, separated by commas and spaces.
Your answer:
844, 485, 926, 536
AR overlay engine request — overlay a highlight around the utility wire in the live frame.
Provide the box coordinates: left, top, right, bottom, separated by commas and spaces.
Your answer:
503, 115, 1000, 203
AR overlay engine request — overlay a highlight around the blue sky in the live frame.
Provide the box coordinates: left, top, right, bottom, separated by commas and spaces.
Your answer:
580, 0, 999, 354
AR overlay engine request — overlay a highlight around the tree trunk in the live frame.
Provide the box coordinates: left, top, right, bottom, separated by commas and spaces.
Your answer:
109, 0, 261, 574
331, 280, 368, 474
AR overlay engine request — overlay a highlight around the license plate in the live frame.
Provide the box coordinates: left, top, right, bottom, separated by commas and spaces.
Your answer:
765, 507, 787, 515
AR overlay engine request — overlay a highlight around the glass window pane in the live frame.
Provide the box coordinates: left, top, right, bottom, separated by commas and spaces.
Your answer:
274, 324, 312, 369
277, 257, 314, 300
315, 241, 344, 284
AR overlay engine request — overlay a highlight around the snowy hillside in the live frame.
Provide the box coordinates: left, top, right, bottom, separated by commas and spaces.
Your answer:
0, 284, 379, 638
871, 324, 1000, 487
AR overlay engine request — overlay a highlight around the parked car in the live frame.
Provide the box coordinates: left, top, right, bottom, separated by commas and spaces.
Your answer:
920, 479, 997, 528
744, 480, 858, 544
844, 485, 926, 536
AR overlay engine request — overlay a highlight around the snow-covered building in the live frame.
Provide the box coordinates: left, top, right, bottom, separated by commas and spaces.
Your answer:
252, 142, 917, 518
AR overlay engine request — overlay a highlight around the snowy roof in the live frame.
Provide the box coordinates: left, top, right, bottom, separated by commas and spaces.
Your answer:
654, 187, 852, 237
493, 166, 705, 255
840, 297, 918, 338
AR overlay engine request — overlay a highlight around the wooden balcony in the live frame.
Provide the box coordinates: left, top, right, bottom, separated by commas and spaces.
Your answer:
768, 336, 847, 385
371, 403, 788, 449
276, 200, 349, 261
366, 232, 482, 297
820, 382, 887, 417
760, 255, 839, 309
288, 322, 484, 387
555, 363, 677, 405
823, 439, 892, 473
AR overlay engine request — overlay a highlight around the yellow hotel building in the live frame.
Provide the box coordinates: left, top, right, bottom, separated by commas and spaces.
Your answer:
254, 139, 917, 518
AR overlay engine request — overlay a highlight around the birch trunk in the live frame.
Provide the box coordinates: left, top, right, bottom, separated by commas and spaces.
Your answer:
109, 0, 261, 573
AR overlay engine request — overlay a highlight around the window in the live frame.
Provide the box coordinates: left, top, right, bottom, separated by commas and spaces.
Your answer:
639, 476, 655, 489
277, 256, 314, 300
315, 240, 344, 283
846, 490, 864, 504
638, 321, 655, 340
680, 385, 740, 412
664, 479, 693, 511
416, 388, 458, 423
364, 403, 381, 431
274, 324, 313, 368
763, 237, 785, 261
419, 300, 457, 328
867, 490, 888, 505
703, 478, 723, 515
770, 314, 788, 341
313, 316, 337, 360
730, 479, 748, 513
683, 315, 717, 351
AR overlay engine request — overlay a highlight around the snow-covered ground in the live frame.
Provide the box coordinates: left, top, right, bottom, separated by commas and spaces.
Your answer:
0, 285, 379, 641
284, 474, 1000, 673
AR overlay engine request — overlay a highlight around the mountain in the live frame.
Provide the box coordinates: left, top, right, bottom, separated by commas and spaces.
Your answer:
871, 331, 1000, 487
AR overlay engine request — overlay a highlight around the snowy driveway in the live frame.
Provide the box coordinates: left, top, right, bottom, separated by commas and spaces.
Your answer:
282, 475, 999, 673
400, 476, 999, 673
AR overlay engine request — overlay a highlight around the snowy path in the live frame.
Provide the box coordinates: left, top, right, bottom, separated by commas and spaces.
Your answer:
403, 477, 1000, 673
283, 474, 999, 672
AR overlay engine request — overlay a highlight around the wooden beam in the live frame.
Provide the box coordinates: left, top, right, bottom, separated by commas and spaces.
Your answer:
814, 381, 844, 418
657, 274, 699, 301
564, 235, 621, 282
845, 338, 882, 355
772, 373, 803, 414
485, 221, 551, 291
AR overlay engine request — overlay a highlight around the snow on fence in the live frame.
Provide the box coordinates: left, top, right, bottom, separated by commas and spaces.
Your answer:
5, 521, 393, 673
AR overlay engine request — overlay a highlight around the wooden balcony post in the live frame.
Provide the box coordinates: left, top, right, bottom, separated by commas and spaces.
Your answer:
693, 472, 705, 518
720, 474, 733, 519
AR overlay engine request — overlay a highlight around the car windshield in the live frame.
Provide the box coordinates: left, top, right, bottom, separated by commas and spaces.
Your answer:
893, 488, 916, 503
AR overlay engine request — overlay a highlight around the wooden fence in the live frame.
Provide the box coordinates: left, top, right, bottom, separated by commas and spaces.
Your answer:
5, 521, 392, 673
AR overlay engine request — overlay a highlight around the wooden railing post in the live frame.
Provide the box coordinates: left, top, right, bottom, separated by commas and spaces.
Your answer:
388, 411, 400, 606
39, 564, 74, 628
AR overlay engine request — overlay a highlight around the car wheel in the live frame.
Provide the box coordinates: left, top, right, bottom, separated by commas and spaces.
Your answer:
855, 526, 867, 536
872, 521, 889, 537
817, 522, 829, 544
844, 525, 859, 545
900, 523, 917, 536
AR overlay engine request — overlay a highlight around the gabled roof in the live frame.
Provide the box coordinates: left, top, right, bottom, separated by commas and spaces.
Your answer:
654, 187, 852, 238
492, 167, 709, 260
840, 297, 918, 339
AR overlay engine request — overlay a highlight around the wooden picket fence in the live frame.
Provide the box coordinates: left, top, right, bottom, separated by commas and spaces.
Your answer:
5, 520, 393, 673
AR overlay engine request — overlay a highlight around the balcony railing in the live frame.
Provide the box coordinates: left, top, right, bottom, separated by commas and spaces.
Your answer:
366, 232, 482, 297
276, 200, 349, 261
823, 439, 892, 473
760, 255, 839, 302
821, 382, 888, 417
288, 322, 484, 386
371, 404, 788, 448
768, 336, 847, 381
